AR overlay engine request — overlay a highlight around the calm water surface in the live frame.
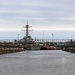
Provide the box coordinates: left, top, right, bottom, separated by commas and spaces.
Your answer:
0, 50, 75, 75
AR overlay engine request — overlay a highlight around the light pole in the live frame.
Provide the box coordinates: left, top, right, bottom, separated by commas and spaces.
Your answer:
43, 31, 44, 45
52, 33, 53, 44
18, 34, 20, 40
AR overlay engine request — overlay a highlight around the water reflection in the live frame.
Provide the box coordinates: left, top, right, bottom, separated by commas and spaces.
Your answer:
62, 57, 66, 64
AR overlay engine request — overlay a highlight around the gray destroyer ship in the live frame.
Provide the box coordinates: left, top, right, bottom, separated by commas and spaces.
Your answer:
20, 23, 41, 50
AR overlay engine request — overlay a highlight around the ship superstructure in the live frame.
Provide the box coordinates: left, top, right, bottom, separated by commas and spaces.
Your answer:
21, 22, 41, 50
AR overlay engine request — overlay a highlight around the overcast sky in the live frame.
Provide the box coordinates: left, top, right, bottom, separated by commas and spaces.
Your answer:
0, 0, 75, 30
0, 0, 75, 39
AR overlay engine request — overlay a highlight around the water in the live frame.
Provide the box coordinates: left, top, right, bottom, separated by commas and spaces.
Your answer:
0, 50, 75, 75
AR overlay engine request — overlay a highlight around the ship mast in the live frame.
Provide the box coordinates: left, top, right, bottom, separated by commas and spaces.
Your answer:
26, 21, 29, 38
23, 21, 32, 38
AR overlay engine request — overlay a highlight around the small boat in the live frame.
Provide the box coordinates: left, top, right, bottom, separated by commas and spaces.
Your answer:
40, 45, 56, 50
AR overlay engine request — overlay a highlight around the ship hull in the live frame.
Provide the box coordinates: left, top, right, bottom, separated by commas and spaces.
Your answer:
24, 44, 41, 50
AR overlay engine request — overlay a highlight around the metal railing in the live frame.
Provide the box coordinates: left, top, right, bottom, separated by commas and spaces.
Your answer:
0, 39, 74, 43
33, 39, 74, 43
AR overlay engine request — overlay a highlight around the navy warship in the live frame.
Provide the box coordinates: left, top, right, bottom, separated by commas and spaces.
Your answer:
20, 22, 41, 50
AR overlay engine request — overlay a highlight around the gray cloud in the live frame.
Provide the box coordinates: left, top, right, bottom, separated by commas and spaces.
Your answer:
0, 0, 75, 30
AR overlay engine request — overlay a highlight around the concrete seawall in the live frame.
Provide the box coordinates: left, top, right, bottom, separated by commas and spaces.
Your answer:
0, 48, 24, 54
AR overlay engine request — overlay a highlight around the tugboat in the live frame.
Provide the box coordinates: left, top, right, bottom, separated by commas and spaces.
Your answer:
21, 22, 41, 50
40, 45, 56, 50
